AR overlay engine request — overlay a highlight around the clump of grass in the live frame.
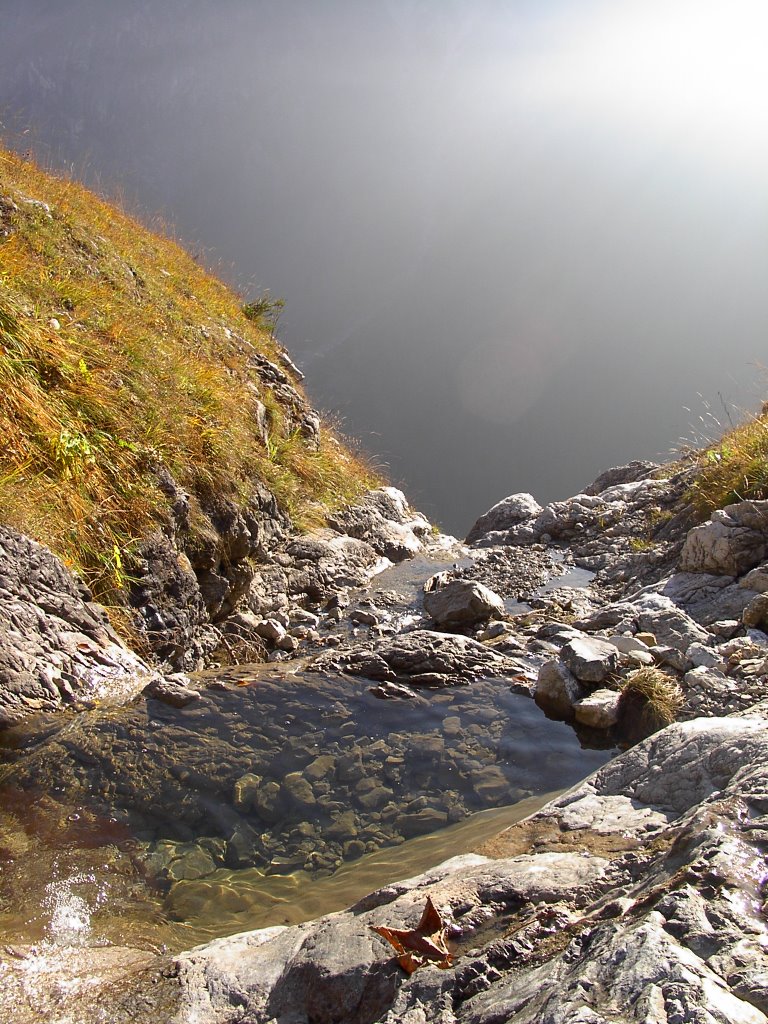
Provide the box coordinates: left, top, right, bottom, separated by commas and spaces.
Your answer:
0, 145, 379, 604
686, 409, 768, 517
618, 667, 684, 743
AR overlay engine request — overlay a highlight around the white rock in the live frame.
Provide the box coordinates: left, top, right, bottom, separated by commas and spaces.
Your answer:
686, 642, 727, 671
607, 634, 650, 654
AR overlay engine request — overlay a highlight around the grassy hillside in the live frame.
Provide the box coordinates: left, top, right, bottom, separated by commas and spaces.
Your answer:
0, 147, 377, 603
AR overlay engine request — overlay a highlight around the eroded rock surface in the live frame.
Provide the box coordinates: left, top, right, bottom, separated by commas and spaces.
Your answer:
0, 526, 155, 724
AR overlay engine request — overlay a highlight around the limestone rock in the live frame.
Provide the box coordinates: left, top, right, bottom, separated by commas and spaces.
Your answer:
143, 677, 201, 708
534, 659, 583, 720
583, 459, 659, 495
465, 492, 542, 545
344, 629, 522, 687
328, 487, 430, 562
680, 500, 768, 576
0, 526, 156, 724
559, 636, 620, 684
423, 579, 505, 626
743, 592, 768, 630
572, 687, 621, 728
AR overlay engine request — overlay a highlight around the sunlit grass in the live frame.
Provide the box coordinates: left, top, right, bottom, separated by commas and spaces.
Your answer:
0, 146, 378, 604
683, 400, 768, 517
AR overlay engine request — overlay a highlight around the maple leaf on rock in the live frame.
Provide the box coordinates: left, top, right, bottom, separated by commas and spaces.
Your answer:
371, 896, 457, 974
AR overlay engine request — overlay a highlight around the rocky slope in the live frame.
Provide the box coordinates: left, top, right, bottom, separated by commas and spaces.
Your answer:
2, 454, 768, 1022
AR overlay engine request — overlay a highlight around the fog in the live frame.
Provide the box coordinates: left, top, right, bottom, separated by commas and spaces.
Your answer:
2, 0, 767, 533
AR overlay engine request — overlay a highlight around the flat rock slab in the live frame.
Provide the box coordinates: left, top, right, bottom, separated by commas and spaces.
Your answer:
343, 629, 526, 686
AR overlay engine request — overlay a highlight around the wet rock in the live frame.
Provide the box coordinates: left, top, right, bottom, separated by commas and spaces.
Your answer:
395, 806, 448, 838
423, 578, 505, 626
225, 822, 262, 868
534, 660, 583, 720
232, 773, 261, 810
254, 781, 282, 824
143, 677, 201, 708
344, 629, 522, 687
281, 772, 317, 812
559, 636, 620, 684
325, 810, 358, 842
471, 765, 510, 802
305, 755, 336, 782
369, 681, 422, 700
350, 607, 380, 626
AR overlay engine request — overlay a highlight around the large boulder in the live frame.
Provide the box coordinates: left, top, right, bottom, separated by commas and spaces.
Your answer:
465, 493, 542, 544
534, 659, 583, 719
680, 500, 768, 576
583, 459, 659, 495
559, 636, 620, 684
328, 487, 431, 562
423, 578, 505, 626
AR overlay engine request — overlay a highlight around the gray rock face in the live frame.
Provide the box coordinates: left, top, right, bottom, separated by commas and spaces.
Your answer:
680, 500, 768, 576
659, 571, 758, 624
328, 487, 431, 562
342, 629, 525, 688
577, 593, 710, 654
559, 636, 620, 684
0, 526, 155, 724
423, 579, 505, 626
466, 493, 542, 545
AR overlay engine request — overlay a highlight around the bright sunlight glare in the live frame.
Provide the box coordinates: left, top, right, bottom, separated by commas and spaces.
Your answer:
515, 0, 768, 166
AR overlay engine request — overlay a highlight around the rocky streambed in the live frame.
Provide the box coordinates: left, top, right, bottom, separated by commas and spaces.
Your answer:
2, 459, 768, 1022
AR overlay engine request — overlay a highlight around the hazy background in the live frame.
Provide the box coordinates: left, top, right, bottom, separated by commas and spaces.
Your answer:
2, 0, 767, 534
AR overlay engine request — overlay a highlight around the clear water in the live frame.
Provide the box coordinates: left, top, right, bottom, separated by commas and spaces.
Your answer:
0, 664, 612, 953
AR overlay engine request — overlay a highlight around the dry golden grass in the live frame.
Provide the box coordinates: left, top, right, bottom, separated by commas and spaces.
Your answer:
686, 407, 768, 516
620, 667, 684, 726
0, 147, 378, 601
